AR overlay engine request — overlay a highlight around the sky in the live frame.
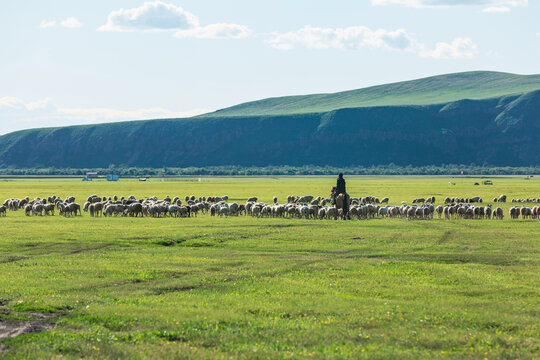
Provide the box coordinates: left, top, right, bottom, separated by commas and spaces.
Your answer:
0, 0, 539, 134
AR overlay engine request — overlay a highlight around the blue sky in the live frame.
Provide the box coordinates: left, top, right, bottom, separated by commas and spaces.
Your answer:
0, 0, 538, 134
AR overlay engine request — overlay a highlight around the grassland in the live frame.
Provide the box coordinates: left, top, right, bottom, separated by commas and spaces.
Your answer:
0, 176, 538, 359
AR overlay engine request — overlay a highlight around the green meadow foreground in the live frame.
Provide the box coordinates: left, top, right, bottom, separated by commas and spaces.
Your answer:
0, 176, 538, 359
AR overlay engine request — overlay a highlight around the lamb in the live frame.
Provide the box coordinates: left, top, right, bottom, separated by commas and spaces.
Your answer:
0, 205, 6, 216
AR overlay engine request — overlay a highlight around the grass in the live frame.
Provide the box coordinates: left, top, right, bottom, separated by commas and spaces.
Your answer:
203, 71, 540, 116
0, 176, 538, 359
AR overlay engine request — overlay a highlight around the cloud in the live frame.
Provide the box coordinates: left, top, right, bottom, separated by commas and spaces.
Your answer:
371, 0, 527, 8
98, 1, 199, 32
40, 17, 83, 29
267, 25, 478, 59
60, 17, 83, 28
175, 23, 251, 39
482, 6, 511, 12
40, 20, 57, 29
0, 97, 210, 135
98, 1, 250, 40
268, 26, 414, 51
420, 37, 479, 59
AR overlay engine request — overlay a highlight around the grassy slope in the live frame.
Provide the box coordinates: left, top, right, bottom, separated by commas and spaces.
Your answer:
203, 71, 540, 117
0, 176, 538, 359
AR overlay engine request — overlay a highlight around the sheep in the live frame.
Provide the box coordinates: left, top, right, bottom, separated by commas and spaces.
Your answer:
443, 206, 450, 220
435, 205, 443, 219
218, 206, 230, 217
69, 203, 82, 216
298, 196, 314, 204
0, 205, 6, 216
484, 206, 492, 220
89, 204, 95, 217
44, 204, 55, 216
326, 207, 338, 220
229, 203, 239, 215
509, 206, 519, 219
380, 197, 389, 204
520, 206, 532, 219
168, 205, 180, 217
251, 205, 261, 218
493, 207, 504, 220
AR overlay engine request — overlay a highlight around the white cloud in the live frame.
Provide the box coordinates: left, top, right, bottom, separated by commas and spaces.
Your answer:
0, 97, 210, 135
40, 17, 83, 29
40, 20, 57, 29
371, 0, 527, 8
98, 1, 199, 32
60, 17, 83, 28
483, 6, 512, 12
482, 6, 511, 12
267, 25, 478, 59
98, 1, 250, 40
420, 37, 479, 59
268, 26, 414, 51
175, 23, 251, 39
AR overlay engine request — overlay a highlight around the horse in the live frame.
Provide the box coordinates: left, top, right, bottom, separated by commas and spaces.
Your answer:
331, 187, 350, 220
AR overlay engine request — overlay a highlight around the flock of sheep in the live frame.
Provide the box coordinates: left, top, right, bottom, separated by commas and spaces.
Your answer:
1, 193, 540, 221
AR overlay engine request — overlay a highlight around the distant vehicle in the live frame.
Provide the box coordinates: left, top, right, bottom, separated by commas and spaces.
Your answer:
107, 174, 119, 181
482, 180, 493, 185
139, 178, 147, 182
82, 177, 92, 181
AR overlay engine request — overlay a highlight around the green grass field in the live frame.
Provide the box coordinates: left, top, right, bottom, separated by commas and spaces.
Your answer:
0, 176, 538, 359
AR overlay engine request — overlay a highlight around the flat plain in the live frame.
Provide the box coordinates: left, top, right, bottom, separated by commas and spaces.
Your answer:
0, 176, 538, 359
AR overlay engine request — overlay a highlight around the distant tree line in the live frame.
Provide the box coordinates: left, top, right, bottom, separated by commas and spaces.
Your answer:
0, 164, 538, 177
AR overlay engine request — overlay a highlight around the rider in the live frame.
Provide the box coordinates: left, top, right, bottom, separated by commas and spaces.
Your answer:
334, 173, 350, 219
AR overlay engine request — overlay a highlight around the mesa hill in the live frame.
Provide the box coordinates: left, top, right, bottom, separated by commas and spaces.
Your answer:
0, 71, 539, 169
203, 71, 540, 117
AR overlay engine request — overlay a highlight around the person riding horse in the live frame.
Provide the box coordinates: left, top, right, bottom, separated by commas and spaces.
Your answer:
332, 173, 350, 219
